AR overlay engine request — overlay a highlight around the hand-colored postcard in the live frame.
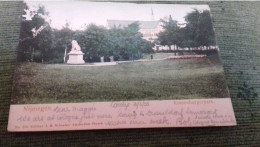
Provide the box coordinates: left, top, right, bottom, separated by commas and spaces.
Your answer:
8, 1, 236, 132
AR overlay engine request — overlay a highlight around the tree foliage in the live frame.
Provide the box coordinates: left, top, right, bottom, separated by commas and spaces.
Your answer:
18, 3, 53, 62
18, 4, 154, 63
51, 23, 75, 63
156, 9, 216, 49
185, 9, 216, 47
156, 15, 179, 50
75, 24, 108, 62
74, 22, 153, 62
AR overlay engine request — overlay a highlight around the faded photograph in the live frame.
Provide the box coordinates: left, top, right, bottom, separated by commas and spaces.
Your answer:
12, 2, 230, 104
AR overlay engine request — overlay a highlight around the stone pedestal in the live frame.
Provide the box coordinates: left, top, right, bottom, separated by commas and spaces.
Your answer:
67, 51, 85, 64
100, 56, 104, 62
109, 56, 114, 62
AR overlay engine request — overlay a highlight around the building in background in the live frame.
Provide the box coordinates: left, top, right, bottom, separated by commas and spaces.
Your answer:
106, 8, 163, 43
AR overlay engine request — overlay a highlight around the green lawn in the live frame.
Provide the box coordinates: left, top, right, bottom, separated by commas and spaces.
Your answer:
142, 53, 177, 60
12, 56, 230, 104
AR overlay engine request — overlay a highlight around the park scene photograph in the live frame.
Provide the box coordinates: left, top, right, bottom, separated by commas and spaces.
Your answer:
12, 1, 230, 104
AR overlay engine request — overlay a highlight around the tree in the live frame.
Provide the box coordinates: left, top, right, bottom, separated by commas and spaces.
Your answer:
75, 22, 149, 62
196, 10, 216, 47
75, 24, 108, 62
121, 22, 143, 60
18, 3, 53, 63
140, 39, 154, 54
156, 15, 179, 50
31, 5, 53, 63
17, 2, 34, 62
184, 9, 216, 48
156, 9, 217, 52
51, 23, 75, 63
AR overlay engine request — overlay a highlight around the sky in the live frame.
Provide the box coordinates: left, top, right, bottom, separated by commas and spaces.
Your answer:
25, 1, 210, 30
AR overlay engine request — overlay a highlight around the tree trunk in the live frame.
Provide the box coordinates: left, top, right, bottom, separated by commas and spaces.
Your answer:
41, 53, 44, 63
64, 46, 67, 63
31, 47, 34, 62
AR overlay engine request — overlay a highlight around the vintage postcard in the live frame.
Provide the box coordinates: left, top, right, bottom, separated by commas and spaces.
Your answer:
8, 1, 236, 132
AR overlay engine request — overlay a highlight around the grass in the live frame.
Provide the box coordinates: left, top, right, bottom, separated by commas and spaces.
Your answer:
142, 53, 177, 60
11, 56, 230, 104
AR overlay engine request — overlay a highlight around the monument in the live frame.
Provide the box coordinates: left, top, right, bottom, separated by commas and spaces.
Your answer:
67, 40, 85, 64
109, 56, 114, 62
100, 56, 104, 62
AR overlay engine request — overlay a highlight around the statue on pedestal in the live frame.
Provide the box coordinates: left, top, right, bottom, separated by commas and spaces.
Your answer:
70, 40, 82, 53
67, 40, 85, 64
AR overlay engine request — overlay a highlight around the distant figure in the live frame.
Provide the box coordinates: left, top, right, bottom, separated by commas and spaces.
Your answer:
71, 40, 81, 52
151, 54, 153, 60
